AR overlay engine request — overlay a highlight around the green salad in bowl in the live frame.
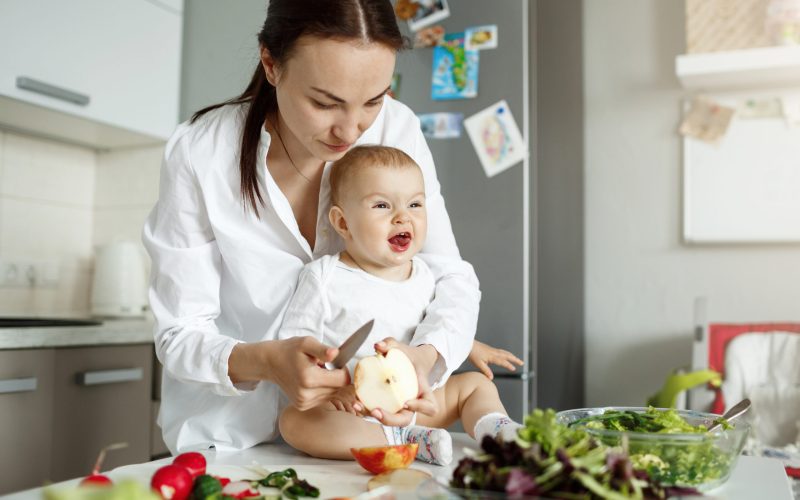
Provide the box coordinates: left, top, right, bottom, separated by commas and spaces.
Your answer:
556, 407, 749, 491
441, 409, 704, 499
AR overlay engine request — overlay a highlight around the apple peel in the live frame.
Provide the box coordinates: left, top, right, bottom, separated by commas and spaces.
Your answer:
351, 443, 419, 475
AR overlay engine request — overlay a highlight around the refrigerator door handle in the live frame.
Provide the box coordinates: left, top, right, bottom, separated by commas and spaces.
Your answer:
491, 370, 535, 381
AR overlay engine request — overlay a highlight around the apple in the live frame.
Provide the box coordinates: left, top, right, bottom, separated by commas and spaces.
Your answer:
354, 349, 419, 414
350, 443, 419, 474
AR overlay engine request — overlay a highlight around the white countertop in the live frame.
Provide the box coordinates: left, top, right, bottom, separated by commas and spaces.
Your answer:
0, 318, 154, 349
3, 433, 794, 499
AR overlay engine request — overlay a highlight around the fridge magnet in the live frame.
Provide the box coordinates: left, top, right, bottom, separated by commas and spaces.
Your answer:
464, 100, 527, 178
418, 112, 463, 139
679, 97, 735, 144
394, 0, 419, 21
431, 32, 479, 100
388, 73, 401, 99
465, 25, 499, 50
737, 97, 782, 119
408, 0, 451, 32
414, 25, 445, 48
781, 94, 800, 127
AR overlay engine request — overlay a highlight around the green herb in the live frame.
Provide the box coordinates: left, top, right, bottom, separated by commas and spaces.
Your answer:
256, 468, 318, 499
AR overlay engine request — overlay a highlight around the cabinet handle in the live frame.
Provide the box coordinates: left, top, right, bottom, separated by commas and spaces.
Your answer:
77, 368, 143, 386
0, 377, 37, 394
16, 76, 90, 106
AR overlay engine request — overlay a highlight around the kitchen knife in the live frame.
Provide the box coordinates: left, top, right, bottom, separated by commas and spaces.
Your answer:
329, 319, 375, 369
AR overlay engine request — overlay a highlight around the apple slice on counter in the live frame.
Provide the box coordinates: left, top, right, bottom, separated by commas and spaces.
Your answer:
354, 349, 419, 414
367, 468, 432, 492
350, 443, 418, 474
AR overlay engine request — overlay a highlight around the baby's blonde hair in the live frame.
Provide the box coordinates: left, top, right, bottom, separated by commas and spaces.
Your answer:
329, 145, 420, 206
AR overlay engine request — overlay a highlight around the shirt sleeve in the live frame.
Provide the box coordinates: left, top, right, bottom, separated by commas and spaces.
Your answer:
142, 126, 244, 397
278, 264, 328, 342
408, 120, 482, 387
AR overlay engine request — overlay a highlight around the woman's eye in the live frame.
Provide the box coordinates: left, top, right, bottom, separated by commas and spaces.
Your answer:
365, 99, 382, 108
312, 100, 336, 110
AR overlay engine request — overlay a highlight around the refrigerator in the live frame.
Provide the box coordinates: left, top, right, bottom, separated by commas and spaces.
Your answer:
394, 0, 535, 423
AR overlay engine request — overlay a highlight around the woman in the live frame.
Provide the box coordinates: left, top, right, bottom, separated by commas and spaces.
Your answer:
143, 0, 480, 453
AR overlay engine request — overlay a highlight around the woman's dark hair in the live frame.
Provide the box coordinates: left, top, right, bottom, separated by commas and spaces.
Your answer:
192, 0, 406, 215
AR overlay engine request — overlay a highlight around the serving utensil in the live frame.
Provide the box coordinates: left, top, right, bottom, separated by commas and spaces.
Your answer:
707, 398, 751, 432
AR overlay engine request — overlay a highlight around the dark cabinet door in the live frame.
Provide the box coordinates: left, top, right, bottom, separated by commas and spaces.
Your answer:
0, 349, 55, 494
51, 345, 152, 481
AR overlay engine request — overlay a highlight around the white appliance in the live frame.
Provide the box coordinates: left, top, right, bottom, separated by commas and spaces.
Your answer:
91, 241, 147, 318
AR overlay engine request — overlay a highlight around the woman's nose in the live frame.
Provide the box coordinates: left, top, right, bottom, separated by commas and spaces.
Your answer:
333, 112, 366, 144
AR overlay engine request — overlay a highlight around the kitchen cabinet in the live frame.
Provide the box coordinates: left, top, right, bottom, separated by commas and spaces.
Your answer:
0, 349, 55, 495
676, 45, 800, 90
50, 345, 153, 482
0, 0, 183, 149
0, 343, 155, 494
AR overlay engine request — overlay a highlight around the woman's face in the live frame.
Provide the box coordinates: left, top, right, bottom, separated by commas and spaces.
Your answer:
262, 37, 397, 162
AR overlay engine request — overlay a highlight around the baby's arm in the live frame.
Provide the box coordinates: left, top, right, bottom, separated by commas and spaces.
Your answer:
468, 340, 524, 380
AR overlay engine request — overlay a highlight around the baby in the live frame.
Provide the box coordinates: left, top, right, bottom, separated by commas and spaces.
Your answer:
278, 145, 522, 465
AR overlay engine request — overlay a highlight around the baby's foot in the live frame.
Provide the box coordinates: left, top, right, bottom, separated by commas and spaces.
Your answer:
473, 412, 524, 443
401, 425, 453, 466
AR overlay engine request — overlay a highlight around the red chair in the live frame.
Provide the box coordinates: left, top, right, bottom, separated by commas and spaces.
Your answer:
689, 312, 800, 479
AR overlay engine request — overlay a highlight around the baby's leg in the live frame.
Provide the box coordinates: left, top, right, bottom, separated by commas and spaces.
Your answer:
416, 372, 522, 441
279, 403, 386, 460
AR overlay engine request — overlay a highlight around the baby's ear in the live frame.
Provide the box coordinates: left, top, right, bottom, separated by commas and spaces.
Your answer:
328, 206, 350, 238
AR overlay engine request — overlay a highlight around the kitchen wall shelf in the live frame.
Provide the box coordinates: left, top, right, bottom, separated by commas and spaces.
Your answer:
676, 45, 800, 90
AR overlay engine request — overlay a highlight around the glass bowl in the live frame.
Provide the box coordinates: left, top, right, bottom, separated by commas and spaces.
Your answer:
556, 407, 750, 491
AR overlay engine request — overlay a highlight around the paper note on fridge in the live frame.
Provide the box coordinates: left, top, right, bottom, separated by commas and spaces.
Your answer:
418, 112, 463, 139
464, 100, 527, 178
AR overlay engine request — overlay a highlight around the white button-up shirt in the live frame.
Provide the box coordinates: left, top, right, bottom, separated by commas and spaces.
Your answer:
143, 96, 480, 453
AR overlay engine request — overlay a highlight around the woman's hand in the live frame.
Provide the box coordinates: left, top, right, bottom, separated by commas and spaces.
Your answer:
228, 337, 349, 411
330, 384, 360, 414
468, 340, 524, 380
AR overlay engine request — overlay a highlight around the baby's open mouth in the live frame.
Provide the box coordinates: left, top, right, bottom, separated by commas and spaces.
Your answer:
388, 232, 412, 251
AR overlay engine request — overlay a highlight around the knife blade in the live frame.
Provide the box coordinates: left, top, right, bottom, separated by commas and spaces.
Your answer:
329, 319, 375, 369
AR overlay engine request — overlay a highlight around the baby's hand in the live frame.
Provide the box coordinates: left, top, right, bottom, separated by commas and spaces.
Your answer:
329, 384, 360, 415
469, 340, 524, 380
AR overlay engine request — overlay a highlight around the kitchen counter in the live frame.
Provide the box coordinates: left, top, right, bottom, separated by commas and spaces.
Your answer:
2, 433, 794, 499
0, 318, 154, 349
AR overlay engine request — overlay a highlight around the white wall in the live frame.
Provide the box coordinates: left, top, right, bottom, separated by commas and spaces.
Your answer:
0, 132, 95, 315
583, 0, 800, 406
0, 130, 160, 317
94, 147, 162, 248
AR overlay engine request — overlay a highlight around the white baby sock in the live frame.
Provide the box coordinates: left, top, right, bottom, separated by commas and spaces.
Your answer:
383, 425, 453, 465
473, 412, 523, 443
